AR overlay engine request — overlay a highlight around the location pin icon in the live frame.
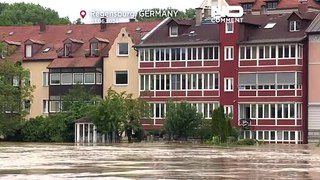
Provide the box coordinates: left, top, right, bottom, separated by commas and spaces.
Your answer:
80, 10, 87, 19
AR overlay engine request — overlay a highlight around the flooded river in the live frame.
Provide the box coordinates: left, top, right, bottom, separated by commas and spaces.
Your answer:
0, 143, 320, 179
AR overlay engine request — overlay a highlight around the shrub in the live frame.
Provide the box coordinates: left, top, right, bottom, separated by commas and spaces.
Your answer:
237, 139, 257, 145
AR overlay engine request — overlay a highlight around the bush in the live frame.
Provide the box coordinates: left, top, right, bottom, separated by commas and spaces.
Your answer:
237, 139, 257, 145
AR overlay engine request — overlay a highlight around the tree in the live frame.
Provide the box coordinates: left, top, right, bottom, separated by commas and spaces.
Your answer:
73, 18, 84, 25
211, 106, 238, 143
136, 8, 195, 21
88, 88, 149, 143
0, 60, 33, 138
164, 101, 202, 140
124, 94, 149, 142
0, 2, 70, 26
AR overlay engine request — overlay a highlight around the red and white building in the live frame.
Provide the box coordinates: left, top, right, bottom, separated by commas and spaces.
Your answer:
136, 7, 318, 144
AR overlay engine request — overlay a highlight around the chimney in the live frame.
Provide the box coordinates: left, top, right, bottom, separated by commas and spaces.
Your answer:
129, 18, 136, 22
100, 17, 107, 32
39, 21, 46, 32
196, 7, 203, 26
298, 2, 308, 14
260, 5, 266, 15
204, 7, 211, 18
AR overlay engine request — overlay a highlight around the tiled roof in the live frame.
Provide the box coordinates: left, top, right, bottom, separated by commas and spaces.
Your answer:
0, 21, 160, 66
227, 0, 320, 11
139, 12, 317, 46
307, 13, 320, 33
137, 18, 220, 47
240, 12, 317, 44
48, 57, 100, 68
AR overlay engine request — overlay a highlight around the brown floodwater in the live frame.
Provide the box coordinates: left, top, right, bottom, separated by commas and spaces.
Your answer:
0, 142, 320, 179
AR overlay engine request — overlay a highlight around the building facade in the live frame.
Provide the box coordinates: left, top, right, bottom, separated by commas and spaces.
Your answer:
136, 9, 317, 144
306, 14, 320, 143
0, 21, 159, 118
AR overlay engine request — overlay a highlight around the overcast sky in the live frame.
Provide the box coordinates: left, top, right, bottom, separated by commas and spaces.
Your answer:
4, 0, 204, 23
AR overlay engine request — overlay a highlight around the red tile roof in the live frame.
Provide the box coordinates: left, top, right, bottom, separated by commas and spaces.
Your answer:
0, 21, 160, 67
47, 57, 100, 68
227, 0, 320, 11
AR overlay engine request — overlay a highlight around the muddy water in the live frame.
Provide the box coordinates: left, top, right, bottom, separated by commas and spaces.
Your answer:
0, 143, 320, 179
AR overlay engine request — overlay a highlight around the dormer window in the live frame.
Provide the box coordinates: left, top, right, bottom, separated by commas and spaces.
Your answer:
289, 21, 300, 32
90, 42, 98, 56
25, 45, 32, 58
64, 43, 72, 56
266, 1, 278, 10
242, 3, 253, 12
169, 26, 178, 37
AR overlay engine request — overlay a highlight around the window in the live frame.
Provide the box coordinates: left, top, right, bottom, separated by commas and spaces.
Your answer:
50, 73, 60, 85
264, 23, 276, 29
96, 73, 102, 84
91, 42, 98, 56
266, 1, 278, 9
12, 77, 19, 86
169, 26, 178, 37
49, 101, 60, 113
155, 103, 165, 118
171, 74, 181, 90
64, 43, 71, 56
118, 43, 129, 56
289, 21, 300, 32
115, 71, 128, 85
224, 46, 234, 60
224, 105, 233, 116
73, 73, 83, 84
239, 73, 256, 90
242, 3, 253, 12
61, 73, 72, 85
25, 45, 32, 58
225, 22, 234, 33
43, 72, 49, 86
84, 73, 95, 84
224, 78, 233, 92
43, 100, 49, 113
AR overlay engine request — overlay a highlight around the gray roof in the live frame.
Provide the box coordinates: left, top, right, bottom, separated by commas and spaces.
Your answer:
238, 37, 306, 44
306, 13, 320, 33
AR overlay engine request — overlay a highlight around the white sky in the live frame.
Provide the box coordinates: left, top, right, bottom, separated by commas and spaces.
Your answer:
4, 0, 204, 23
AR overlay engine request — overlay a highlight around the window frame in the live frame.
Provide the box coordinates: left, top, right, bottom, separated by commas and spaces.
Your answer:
25, 45, 32, 58
224, 77, 234, 92
225, 22, 234, 34
50, 73, 61, 85
84, 73, 95, 85
224, 46, 234, 60
289, 21, 300, 32
117, 43, 129, 56
73, 73, 84, 85
115, 70, 129, 86
61, 73, 73, 85
169, 26, 178, 37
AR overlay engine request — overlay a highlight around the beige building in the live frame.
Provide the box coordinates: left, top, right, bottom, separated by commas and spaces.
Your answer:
307, 15, 320, 143
103, 28, 139, 98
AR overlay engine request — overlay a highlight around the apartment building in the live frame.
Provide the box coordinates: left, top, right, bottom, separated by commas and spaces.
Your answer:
226, 0, 320, 14
136, 8, 318, 143
306, 14, 320, 143
0, 21, 159, 118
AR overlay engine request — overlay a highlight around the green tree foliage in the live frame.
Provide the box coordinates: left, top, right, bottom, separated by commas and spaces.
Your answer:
89, 88, 149, 142
164, 102, 202, 140
136, 8, 195, 21
0, 60, 33, 138
21, 86, 98, 142
0, 2, 70, 26
211, 106, 238, 143
73, 18, 84, 25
